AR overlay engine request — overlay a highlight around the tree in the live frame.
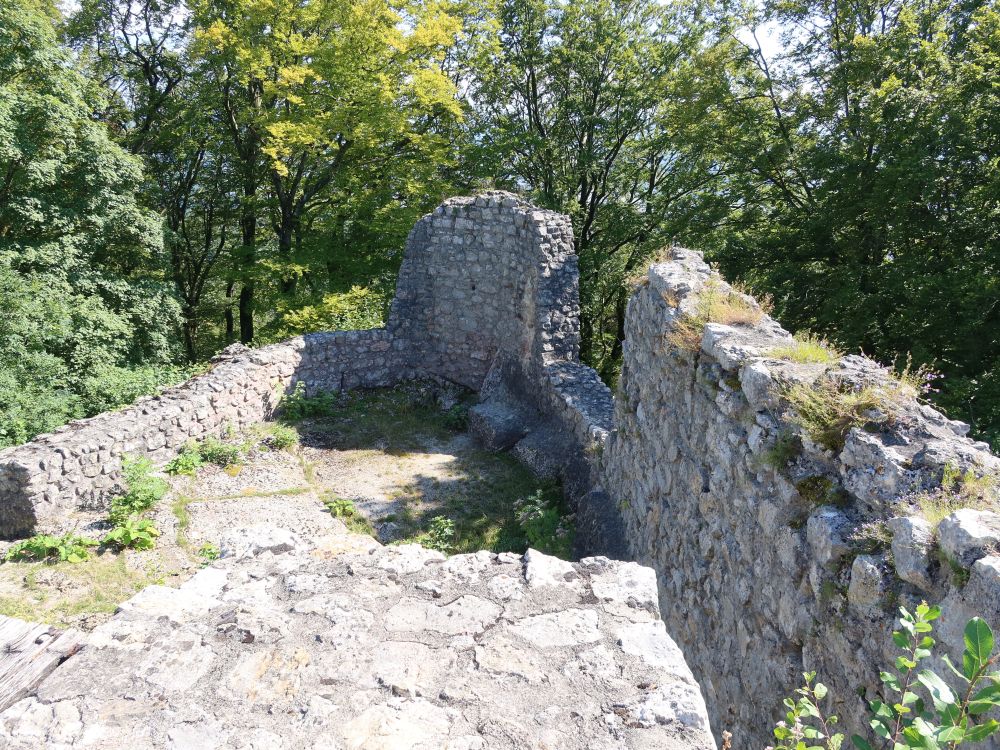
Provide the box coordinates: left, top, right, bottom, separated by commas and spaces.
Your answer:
188, 0, 466, 342
0, 0, 184, 446
680, 0, 1000, 446
466, 0, 712, 377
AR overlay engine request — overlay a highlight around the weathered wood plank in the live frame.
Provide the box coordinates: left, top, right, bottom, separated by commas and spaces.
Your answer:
0, 615, 83, 712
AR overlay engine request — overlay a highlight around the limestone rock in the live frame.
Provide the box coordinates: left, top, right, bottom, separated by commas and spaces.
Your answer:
848, 555, 885, 614
468, 400, 531, 451
888, 516, 935, 590
938, 509, 1000, 569
0, 537, 715, 750
806, 507, 851, 566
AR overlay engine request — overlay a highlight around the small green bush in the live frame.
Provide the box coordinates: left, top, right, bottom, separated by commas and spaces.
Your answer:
102, 517, 160, 551
4, 533, 99, 563
109, 456, 169, 525
197, 436, 243, 467
197, 542, 220, 562
279, 382, 338, 422
515, 489, 574, 559
771, 602, 1000, 750
322, 495, 375, 536
442, 404, 469, 431
260, 423, 299, 450
417, 515, 456, 554
763, 432, 802, 470
165, 443, 204, 476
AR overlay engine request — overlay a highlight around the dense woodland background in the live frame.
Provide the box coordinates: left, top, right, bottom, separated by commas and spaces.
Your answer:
1, 0, 997, 449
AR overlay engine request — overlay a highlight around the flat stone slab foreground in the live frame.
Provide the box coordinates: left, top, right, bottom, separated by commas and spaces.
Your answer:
0, 525, 713, 749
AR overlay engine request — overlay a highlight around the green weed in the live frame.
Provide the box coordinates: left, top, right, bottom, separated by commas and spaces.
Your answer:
109, 456, 168, 525
4, 533, 99, 564
102, 517, 160, 551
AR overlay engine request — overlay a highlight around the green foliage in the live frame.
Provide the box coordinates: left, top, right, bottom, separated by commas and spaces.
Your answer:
416, 516, 457, 555
322, 496, 375, 536
796, 476, 850, 508
279, 383, 338, 422
274, 287, 386, 339
165, 444, 205, 476
0, 0, 184, 448
764, 432, 802, 471
913, 464, 998, 527
4, 534, 99, 564
257, 424, 299, 451
101, 517, 160, 551
515, 490, 574, 560
772, 670, 843, 750
772, 604, 1000, 750
442, 404, 470, 432
666, 279, 767, 352
687, 0, 1000, 449
196, 437, 244, 467
854, 604, 1000, 749
197, 542, 220, 562
109, 457, 169, 525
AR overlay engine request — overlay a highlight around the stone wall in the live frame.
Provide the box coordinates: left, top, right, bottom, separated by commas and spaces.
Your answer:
5, 193, 999, 748
0, 192, 600, 538
599, 249, 1000, 745
0, 330, 400, 537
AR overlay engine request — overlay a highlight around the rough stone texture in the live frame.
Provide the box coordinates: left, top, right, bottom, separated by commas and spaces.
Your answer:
600, 249, 1000, 746
0, 193, 612, 540
888, 516, 935, 590
0, 528, 714, 749
5, 195, 1000, 748
0, 330, 400, 538
938, 509, 1000, 568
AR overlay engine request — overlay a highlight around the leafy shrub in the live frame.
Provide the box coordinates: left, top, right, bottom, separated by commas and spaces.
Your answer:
197, 542, 220, 562
275, 285, 386, 338
417, 515, 456, 554
4, 533, 98, 563
442, 404, 469, 431
322, 495, 375, 536
165, 443, 204, 476
102, 517, 160, 551
197, 436, 243, 467
279, 382, 338, 422
763, 432, 802, 470
771, 333, 842, 364
259, 423, 299, 450
771, 603, 1000, 750
109, 456, 168, 525
515, 489, 574, 559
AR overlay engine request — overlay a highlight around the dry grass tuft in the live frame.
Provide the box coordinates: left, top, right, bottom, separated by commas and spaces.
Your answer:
771, 332, 842, 364
665, 278, 767, 352
782, 377, 913, 452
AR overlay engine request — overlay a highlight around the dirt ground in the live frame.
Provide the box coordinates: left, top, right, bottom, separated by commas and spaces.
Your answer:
0, 386, 553, 629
